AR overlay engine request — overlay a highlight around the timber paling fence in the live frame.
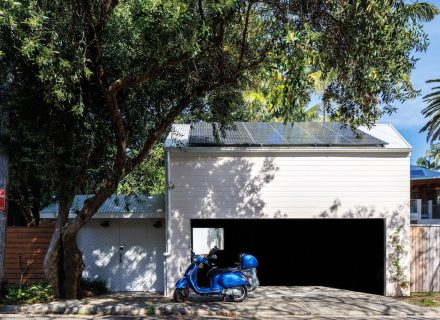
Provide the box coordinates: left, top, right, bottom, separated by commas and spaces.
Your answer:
3, 221, 54, 284
410, 225, 440, 292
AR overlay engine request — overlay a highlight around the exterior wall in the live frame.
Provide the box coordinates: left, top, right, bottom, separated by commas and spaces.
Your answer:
166, 151, 411, 296
77, 218, 166, 292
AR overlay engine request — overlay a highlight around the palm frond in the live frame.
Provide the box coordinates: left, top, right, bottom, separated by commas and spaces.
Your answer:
403, 2, 439, 22
421, 79, 440, 142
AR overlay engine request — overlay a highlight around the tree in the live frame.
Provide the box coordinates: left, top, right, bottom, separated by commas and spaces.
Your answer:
1, 0, 436, 298
421, 79, 440, 141
416, 143, 440, 170
117, 142, 166, 195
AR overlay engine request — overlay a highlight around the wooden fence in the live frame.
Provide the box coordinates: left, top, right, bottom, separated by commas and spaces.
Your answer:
410, 224, 440, 292
3, 222, 54, 284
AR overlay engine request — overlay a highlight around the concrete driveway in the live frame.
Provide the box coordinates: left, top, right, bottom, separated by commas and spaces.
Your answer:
183, 286, 440, 318
1, 286, 439, 318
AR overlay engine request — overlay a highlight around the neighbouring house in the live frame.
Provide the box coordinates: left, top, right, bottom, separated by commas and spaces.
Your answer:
410, 165, 440, 223
164, 122, 411, 297
40, 194, 165, 292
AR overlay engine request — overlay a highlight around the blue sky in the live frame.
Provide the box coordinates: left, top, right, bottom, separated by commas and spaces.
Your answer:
381, 1, 440, 163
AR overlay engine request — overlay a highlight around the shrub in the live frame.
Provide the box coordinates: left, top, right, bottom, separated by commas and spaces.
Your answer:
80, 277, 108, 296
2, 283, 55, 304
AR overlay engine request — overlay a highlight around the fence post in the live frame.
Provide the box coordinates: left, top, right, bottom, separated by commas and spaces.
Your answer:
417, 199, 422, 221
428, 200, 433, 219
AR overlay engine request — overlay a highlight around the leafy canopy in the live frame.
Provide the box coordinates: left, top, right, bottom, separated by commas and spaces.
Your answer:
0, 0, 436, 215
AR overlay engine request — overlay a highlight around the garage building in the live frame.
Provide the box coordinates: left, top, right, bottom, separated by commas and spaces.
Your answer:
164, 122, 411, 297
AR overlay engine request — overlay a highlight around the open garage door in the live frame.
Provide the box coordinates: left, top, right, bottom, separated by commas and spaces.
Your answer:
192, 219, 385, 295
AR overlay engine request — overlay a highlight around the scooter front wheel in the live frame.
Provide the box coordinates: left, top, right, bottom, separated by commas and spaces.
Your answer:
173, 288, 189, 302
229, 285, 247, 302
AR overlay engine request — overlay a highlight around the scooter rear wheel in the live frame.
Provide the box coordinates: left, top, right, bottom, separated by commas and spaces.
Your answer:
229, 285, 247, 302
173, 288, 188, 302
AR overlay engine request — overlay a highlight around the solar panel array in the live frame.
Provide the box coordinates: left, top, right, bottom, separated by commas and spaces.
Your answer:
188, 122, 386, 147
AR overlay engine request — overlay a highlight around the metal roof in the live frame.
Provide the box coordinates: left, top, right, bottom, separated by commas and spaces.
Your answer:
40, 194, 165, 219
410, 165, 440, 180
168, 122, 387, 148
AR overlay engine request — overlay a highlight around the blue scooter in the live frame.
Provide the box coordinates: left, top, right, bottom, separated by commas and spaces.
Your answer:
173, 250, 258, 302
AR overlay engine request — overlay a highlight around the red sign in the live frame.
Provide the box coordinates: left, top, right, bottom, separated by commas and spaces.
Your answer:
0, 189, 5, 211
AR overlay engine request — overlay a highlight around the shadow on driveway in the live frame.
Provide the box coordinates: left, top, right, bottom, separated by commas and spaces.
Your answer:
1, 286, 439, 318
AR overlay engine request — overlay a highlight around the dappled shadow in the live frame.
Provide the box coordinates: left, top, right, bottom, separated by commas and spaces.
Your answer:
77, 219, 165, 293
175, 286, 439, 317
179, 157, 280, 219
5, 286, 439, 317
167, 157, 280, 290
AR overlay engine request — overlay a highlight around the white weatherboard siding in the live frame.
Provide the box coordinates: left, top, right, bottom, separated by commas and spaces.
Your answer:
166, 151, 410, 296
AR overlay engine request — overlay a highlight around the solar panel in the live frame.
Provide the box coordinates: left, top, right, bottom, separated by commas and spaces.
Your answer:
189, 122, 251, 146
270, 123, 321, 145
244, 122, 287, 145
188, 122, 387, 147
321, 122, 385, 145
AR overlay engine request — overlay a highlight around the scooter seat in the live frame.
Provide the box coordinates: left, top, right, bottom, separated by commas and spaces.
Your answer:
207, 267, 240, 278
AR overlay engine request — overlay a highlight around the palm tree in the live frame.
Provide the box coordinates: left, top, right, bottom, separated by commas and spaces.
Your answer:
421, 79, 440, 141
416, 143, 440, 170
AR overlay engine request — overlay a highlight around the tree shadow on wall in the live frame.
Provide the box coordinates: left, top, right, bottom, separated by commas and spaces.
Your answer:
172, 157, 279, 219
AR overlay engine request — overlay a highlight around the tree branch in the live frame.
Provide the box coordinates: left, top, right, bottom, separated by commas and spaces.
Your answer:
237, 1, 253, 71
95, 0, 119, 33
198, 0, 205, 21
80, 0, 127, 174
108, 52, 191, 95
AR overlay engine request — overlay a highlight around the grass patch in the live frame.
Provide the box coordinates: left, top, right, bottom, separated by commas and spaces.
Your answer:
1, 283, 55, 305
395, 292, 440, 308
146, 304, 155, 316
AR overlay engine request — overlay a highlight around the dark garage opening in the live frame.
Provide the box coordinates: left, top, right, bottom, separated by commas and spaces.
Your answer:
192, 219, 385, 295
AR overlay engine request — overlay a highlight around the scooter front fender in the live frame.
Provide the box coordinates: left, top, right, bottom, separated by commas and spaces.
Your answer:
175, 278, 190, 289
219, 272, 248, 288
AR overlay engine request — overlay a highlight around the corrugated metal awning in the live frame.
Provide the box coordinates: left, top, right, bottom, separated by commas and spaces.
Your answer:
40, 194, 165, 219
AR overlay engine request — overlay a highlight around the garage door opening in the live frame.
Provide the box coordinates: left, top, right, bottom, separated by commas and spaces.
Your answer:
191, 219, 385, 295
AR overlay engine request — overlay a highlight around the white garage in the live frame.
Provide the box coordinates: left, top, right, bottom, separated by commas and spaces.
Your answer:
164, 122, 412, 297
40, 194, 165, 292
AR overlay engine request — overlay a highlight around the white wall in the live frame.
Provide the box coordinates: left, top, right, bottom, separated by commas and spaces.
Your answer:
166, 151, 410, 296
78, 219, 166, 292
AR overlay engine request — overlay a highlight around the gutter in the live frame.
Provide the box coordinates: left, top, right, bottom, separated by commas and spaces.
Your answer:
164, 146, 412, 154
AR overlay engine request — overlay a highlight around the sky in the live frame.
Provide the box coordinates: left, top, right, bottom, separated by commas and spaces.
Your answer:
380, 1, 440, 163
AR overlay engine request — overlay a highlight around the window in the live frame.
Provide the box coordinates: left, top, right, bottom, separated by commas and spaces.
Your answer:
192, 228, 224, 255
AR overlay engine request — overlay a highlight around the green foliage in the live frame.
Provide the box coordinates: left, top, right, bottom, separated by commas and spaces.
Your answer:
388, 226, 410, 289
2, 283, 55, 305
421, 79, 440, 142
146, 304, 155, 316
416, 143, 440, 170
117, 142, 166, 195
80, 277, 108, 296
240, 1, 437, 126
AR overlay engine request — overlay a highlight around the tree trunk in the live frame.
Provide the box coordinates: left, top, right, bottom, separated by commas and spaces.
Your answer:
60, 227, 84, 299
44, 191, 112, 299
44, 201, 70, 299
